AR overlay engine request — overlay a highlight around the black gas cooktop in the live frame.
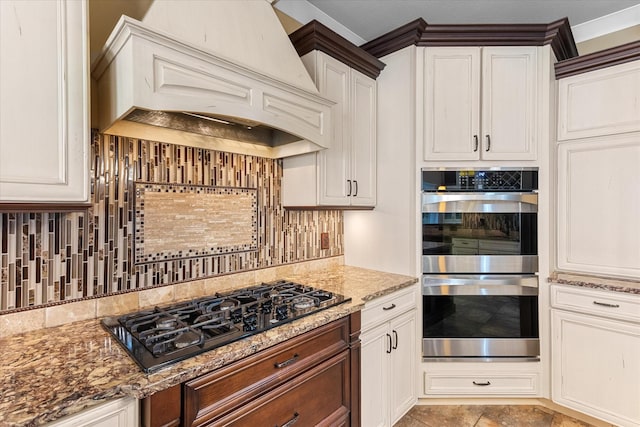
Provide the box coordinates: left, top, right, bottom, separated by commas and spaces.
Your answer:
102, 280, 350, 373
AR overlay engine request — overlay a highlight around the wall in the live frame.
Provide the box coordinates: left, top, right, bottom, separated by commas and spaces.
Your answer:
577, 24, 640, 55
0, 132, 343, 314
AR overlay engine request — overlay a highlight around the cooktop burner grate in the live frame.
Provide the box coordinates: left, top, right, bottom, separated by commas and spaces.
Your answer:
102, 280, 350, 373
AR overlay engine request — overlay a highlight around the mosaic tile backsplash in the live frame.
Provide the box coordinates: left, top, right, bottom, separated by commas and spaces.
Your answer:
0, 132, 343, 313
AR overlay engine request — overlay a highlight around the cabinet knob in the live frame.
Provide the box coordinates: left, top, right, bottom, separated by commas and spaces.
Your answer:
473, 135, 479, 152
593, 301, 620, 308
274, 353, 299, 369
485, 135, 491, 152
279, 412, 300, 427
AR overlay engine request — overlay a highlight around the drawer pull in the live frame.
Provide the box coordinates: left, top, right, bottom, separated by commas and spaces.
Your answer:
473, 381, 491, 386
274, 354, 299, 369
279, 412, 300, 427
593, 301, 620, 308
383, 303, 397, 311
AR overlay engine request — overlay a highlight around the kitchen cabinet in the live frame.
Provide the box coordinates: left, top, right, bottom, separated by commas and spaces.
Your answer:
423, 46, 538, 161
551, 284, 640, 427
557, 133, 640, 279
361, 285, 418, 427
283, 50, 376, 207
143, 314, 360, 427
0, 0, 89, 203
45, 397, 138, 427
557, 60, 640, 141
282, 51, 377, 208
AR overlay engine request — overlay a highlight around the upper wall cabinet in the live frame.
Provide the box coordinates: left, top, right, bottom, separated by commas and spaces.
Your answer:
423, 46, 538, 161
557, 60, 640, 141
0, 0, 89, 204
282, 21, 384, 208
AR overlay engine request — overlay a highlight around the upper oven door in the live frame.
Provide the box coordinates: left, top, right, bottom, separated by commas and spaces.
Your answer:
422, 192, 538, 274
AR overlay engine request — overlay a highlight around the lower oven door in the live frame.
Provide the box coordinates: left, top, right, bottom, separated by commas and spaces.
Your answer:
422, 274, 539, 360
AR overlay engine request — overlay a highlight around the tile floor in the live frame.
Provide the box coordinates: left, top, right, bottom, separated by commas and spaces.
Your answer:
394, 405, 603, 427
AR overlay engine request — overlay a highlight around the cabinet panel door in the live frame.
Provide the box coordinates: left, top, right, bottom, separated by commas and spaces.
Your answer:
558, 60, 640, 141
424, 47, 480, 161
389, 310, 417, 425
552, 310, 640, 426
350, 70, 376, 206
317, 53, 351, 206
557, 134, 640, 279
0, 0, 89, 202
361, 323, 389, 427
482, 47, 537, 160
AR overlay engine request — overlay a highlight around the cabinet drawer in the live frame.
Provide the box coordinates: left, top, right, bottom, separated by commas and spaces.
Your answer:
452, 238, 479, 249
551, 284, 640, 323
184, 318, 349, 426
362, 285, 417, 330
478, 239, 520, 254
424, 372, 538, 396
214, 351, 351, 426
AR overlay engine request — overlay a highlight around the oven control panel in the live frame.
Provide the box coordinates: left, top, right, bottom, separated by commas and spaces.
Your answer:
422, 168, 538, 192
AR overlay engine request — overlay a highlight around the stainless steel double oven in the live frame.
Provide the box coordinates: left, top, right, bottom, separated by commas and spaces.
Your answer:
421, 168, 539, 360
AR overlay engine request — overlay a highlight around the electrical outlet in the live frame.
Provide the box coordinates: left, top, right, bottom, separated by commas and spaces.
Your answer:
320, 232, 330, 250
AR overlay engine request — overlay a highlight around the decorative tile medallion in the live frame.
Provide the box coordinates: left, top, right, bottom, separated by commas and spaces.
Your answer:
134, 184, 258, 264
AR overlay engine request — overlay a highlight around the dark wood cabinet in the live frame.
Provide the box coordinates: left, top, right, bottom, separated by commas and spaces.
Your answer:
143, 313, 361, 427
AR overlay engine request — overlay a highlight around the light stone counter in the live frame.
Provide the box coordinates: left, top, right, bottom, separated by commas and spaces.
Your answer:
550, 271, 640, 295
0, 265, 417, 427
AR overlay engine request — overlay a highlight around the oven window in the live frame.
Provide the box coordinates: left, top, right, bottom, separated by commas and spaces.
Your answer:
422, 212, 537, 255
423, 295, 538, 339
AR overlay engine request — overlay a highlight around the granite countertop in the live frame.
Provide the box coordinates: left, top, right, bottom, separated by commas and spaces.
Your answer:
550, 271, 640, 295
0, 266, 417, 427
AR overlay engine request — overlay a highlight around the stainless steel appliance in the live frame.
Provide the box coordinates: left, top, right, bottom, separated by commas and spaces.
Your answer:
102, 280, 350, 372
421, 168, 540, 360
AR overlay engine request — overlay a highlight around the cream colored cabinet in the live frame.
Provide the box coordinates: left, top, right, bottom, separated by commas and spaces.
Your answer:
44, 397, 139, 427
361, 285, 418, 427
423, 46, 538, 161
557, 133, 640, 279
282, 51, 376, 207
557, 60, 640, 141
0, 0, 89, 203
551, 284, 640, 427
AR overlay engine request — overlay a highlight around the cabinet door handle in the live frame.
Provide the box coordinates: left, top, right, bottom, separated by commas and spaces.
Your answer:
274, 353, 299, 369
347, 179, 352, 196
485, 135, 491, 151
593, 301, 620, 308
354, 180, 358, 197
382, 303, 396, 311
392, 330, 398, 350
473, 135, 479, 152
473, 381, 491, 386
279, 412, 300, 427
386, 333, 392, 354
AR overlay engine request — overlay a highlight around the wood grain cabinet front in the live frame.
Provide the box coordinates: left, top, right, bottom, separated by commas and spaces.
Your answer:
142, 314, 360, 427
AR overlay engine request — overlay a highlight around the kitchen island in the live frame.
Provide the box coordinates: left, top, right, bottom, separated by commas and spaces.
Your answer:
0, 265, 416, 427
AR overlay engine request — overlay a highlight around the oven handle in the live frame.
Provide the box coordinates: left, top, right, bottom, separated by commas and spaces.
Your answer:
422, 192, 537, 213
422, 274, 539, 296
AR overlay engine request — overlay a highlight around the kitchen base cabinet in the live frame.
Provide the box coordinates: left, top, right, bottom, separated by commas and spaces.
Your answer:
143, 314, 360, 427
551, 284, 640, 427
45, 397, 138, 427
361, 285, 418, 427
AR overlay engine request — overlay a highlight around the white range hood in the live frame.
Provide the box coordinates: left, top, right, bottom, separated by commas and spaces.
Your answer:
91, 0, 333, 159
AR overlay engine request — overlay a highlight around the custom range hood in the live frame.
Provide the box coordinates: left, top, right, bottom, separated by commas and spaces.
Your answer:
91, 0, 333, 158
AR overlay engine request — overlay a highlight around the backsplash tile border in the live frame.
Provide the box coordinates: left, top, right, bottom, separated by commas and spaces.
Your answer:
0, 131, 343, 315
